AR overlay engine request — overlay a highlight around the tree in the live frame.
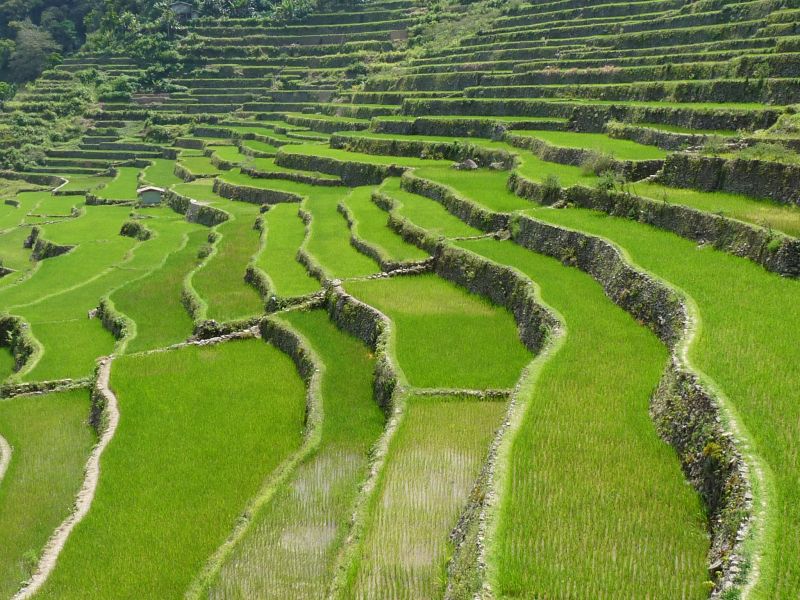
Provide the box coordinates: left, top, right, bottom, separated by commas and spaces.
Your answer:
41, 6, 79, 52
8, 21, 60, 82
0, 38, 13, 71
0, 81, 14, 102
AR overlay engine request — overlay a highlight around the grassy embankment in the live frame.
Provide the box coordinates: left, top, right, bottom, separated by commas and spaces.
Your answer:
37, 339, 306, 599
0, 390, 95, 598
211, 310, 384, 597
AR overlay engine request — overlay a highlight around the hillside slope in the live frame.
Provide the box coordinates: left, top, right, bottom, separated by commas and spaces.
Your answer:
0, 1, 798, 599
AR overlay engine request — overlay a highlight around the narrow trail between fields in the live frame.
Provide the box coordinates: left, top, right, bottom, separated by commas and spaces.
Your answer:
0, 433, 11, 487
12, 357, 120, 600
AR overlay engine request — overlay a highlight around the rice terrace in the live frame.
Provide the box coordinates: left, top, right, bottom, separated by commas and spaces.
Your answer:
0, 0, 798, 597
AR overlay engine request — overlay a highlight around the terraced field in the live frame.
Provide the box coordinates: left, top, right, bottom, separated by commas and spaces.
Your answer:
0, 0, 798, 598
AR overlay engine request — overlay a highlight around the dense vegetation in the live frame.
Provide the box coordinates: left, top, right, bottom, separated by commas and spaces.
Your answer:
0, 0, 798, 598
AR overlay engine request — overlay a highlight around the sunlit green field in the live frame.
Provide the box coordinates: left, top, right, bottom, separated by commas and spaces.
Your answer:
522, 204, 800, 598
37, 339, 306, 599
341, 186, 430, 263
0, 390, 95, 598
459, 238, 709, 598
211, 309, 384, 597
190, 198, 264, 322
95, 167, 140, 201
350, 394, 506, 599
345, 274, 531, 389
2, 2, 800, 596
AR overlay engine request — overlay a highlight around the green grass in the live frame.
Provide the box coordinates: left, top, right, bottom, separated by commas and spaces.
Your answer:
342, 186, 430, 262
26, 193, 77, 217
240, 139, 281, 155
38, 339, 306, 599
393, 132, 797, 236
345, 274, 531, 389
636, 122, 737, 135
248, 157, 341, 180
458, 238, 709, 598
379, 178, 481, 238
413, 166, 531, 213
0, 389, 95, 598
279, 143, 452, 168
0, 207, 136, 378
57, 174, 112, 193
8, 209, 196, 381
0, 227, 34, 271
178, 155, 220, 177
211, 309, 384, 598
336, 131, 600, 190
632, 181, 800, 237
172, 180, 225, 203
191, 199, 265, 322
211, 145, 252, 166
22, 319, 114, 381
303, 187, 380, 279
351, 394, 506, 598
112, 229, 206, 353
95, 167, 140, 201
0, 206, 134, 305
257, 203, 320, 298
512, 130, 668, 160
0, 177, 45, 197
0, 192, 56, 231
141, 159, 183, 188
520, 204, 800, 598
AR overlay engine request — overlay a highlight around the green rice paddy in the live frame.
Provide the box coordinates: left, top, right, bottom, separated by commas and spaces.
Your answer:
95, 167, 140, 201
341, 186, 430, 262
522, 204, 800, 598
256, 203, 320, 298
211, 309, 384, 597
37, 339, 306, 599
0, 389, 95, 598
141, 159, 183, 188
345, 274, 531, 390
2, 1, 800, 597
350, 393, 506, 598
458, 238, 709, 598
190, 198, 264, 322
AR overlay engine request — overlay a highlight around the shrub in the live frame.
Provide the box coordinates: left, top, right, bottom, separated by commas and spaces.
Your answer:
144, 121, 190, 144
701, 135, 728, 157
737, 142, 800, 165
541, 174, 562, 204
581, 152, 615, 176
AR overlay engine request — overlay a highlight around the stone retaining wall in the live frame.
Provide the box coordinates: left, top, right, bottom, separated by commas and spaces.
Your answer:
165, 190, 230, 226
505, 131, 663, 180
240, 164, 343, 187
0, 314, 37, 374
96, 298, 130, 341
401, 173, 509, 233
25, 227, 74, 260
509, 212, 752, 596
659, 152, 800, 206
323, 284, 399, 412
275, 150, 406, 186
213, 178, 303, 205
330, 133, 516, 168
508, 172, 800, 277
606, 120, 709, 151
